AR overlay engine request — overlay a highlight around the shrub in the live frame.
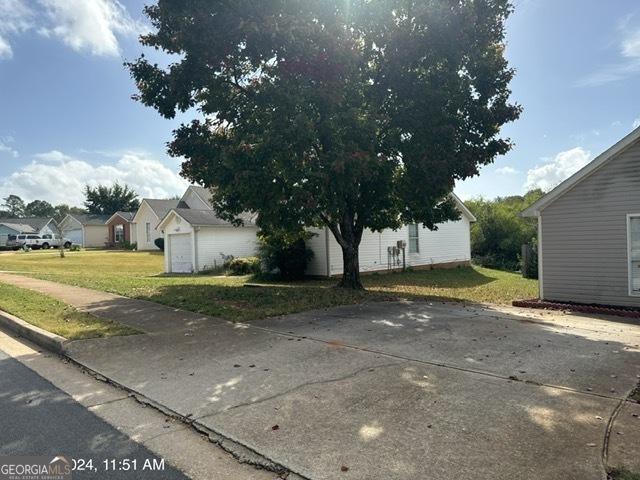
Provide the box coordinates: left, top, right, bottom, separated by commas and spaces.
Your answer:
258, 229, 314, 280
154, 237, 164, 251
223, 256, 261, 276
70, 244, 81, 252
117, 241, 137, 251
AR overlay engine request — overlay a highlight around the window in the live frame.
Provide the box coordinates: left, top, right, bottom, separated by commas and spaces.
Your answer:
115, 224, 125, 243
145, 222, 151, 243
629, 214, 640, 296
408, 224, 419, 253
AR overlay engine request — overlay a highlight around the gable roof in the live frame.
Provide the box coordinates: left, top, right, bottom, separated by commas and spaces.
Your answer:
107, 211, 136, 224
189, 185, 214, 209
451, 193, 476, 222
522, 126, 640, 217
66, 213, 111, 226
0, 217, 53, 233
138, 199, 180, 221
157, 208, 257, 230
0, 222, 36, 233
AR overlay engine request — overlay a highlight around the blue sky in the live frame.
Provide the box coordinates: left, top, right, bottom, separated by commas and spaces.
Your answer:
0, 0, 639, 207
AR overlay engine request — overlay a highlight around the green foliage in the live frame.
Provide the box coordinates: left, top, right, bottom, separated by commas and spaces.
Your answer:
223, 256, 262, 276
69, 244, 82, 252
24, 199, 55, 218
2, 194, 25, 217
466, 189, 544, 271
154, 237, 164, 251
258, 229, 315, 280
128, 0, 520, 288
84, 183, 139, 215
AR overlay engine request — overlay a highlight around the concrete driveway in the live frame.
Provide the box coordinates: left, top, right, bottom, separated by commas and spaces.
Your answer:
60, 298, 640, 480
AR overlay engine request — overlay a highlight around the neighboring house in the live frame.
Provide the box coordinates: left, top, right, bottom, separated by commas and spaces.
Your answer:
306, 194, 475, 277
522, 127, 640, 308
106, 211, 136, 245
60, 213, 110, 247
0, 217, 55, 245
131, 199, 179, 250
160, 185, 475, 275
158, 186, 258, 273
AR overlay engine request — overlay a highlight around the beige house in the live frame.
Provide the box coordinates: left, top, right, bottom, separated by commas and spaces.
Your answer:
131, 199, 179, 250
60, 213, 110, 248
523, 127, 640, 308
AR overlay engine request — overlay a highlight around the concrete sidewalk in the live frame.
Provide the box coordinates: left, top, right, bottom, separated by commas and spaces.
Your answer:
1, 272, 640, 479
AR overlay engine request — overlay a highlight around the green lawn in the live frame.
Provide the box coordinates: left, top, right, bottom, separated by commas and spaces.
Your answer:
0, 282, 138, 340
0, 250, 538, 322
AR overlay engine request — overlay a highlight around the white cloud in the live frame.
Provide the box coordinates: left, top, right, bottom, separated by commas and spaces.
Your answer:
39, 0, 145, 57
0, 137, 19, 158
495, 166, 519, 175
0, 151, 189, 206
524, 147, 592, 192
0, 0, 146, 60
0, 0, 35, 59
577, 20, 640, 87
633, 118, 640, 130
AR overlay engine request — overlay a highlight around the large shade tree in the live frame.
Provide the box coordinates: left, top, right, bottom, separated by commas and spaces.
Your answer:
84, 183, 139, 215
129, 0, 520, 288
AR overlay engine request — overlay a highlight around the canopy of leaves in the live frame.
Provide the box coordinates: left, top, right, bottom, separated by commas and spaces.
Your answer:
84, 183, 140, 215
129, 0, 520, 238
1, 195, 25, 218
24, 200, 55, 218
466, 189, 543, 271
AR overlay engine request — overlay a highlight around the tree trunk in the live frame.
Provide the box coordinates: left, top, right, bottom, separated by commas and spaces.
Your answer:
337, 243, 363, 289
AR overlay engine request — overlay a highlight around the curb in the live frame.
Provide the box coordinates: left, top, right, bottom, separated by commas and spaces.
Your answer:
0, 309, 67, 354
0, 308, 305, 479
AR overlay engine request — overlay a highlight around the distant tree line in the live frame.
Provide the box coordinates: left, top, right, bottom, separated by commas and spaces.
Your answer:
465, 189, 544, 272
0, 182, 140, 222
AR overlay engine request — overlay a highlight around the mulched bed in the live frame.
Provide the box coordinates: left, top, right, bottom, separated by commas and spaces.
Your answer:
512, 298, 640, 319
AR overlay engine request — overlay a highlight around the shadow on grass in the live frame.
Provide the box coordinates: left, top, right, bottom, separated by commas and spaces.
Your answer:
364, 266, 498, 289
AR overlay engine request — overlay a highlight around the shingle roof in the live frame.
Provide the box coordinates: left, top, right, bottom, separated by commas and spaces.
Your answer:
189, 185, 214, 208
68, 213, 111, 226
114, 211, 135, 222
172, 208, 257, 227
0, 217, 52, 232
0, 222, 37, 233
143, 199, 180, 219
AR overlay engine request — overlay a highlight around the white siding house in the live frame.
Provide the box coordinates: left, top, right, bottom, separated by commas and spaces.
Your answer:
161, 186, 474, 276
132, 199, 179, 251
158, 186, 259, 273
306, 195, 474, 277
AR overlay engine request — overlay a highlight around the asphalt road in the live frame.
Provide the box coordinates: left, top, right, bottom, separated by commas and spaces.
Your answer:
0, 348, 190, 480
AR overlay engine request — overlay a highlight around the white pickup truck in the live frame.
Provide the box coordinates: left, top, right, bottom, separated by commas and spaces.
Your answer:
6, 234, 72, 250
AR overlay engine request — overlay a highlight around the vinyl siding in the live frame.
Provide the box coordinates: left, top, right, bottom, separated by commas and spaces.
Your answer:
0, 225, 20, 246
308, 217, 472, 277
540, 139, 640, 307
196, 227, 259, 271
83, 225, 109, 248
182, 189, 209, 210
134, 202, 162, 250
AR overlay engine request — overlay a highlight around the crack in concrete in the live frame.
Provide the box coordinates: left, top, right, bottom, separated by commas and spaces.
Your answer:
195, 360, 407, 422
246, 324, 631, 402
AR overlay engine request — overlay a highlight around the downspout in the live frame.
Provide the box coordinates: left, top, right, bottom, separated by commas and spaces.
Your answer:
537, 213, 544, 300
192, 226, 199, 274
325, 226, 331, 278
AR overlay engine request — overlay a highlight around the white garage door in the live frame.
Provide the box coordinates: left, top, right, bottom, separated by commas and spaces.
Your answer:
170, 234, 193, 273
66, 229, 83, 246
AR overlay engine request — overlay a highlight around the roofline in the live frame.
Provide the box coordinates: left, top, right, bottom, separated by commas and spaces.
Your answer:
156, 209, 182, 231
451, 193, 476, 222
522, 126, 640, 217
106, 211, 134, 224
189, 185, 213, 209
132, 199, 154, 223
